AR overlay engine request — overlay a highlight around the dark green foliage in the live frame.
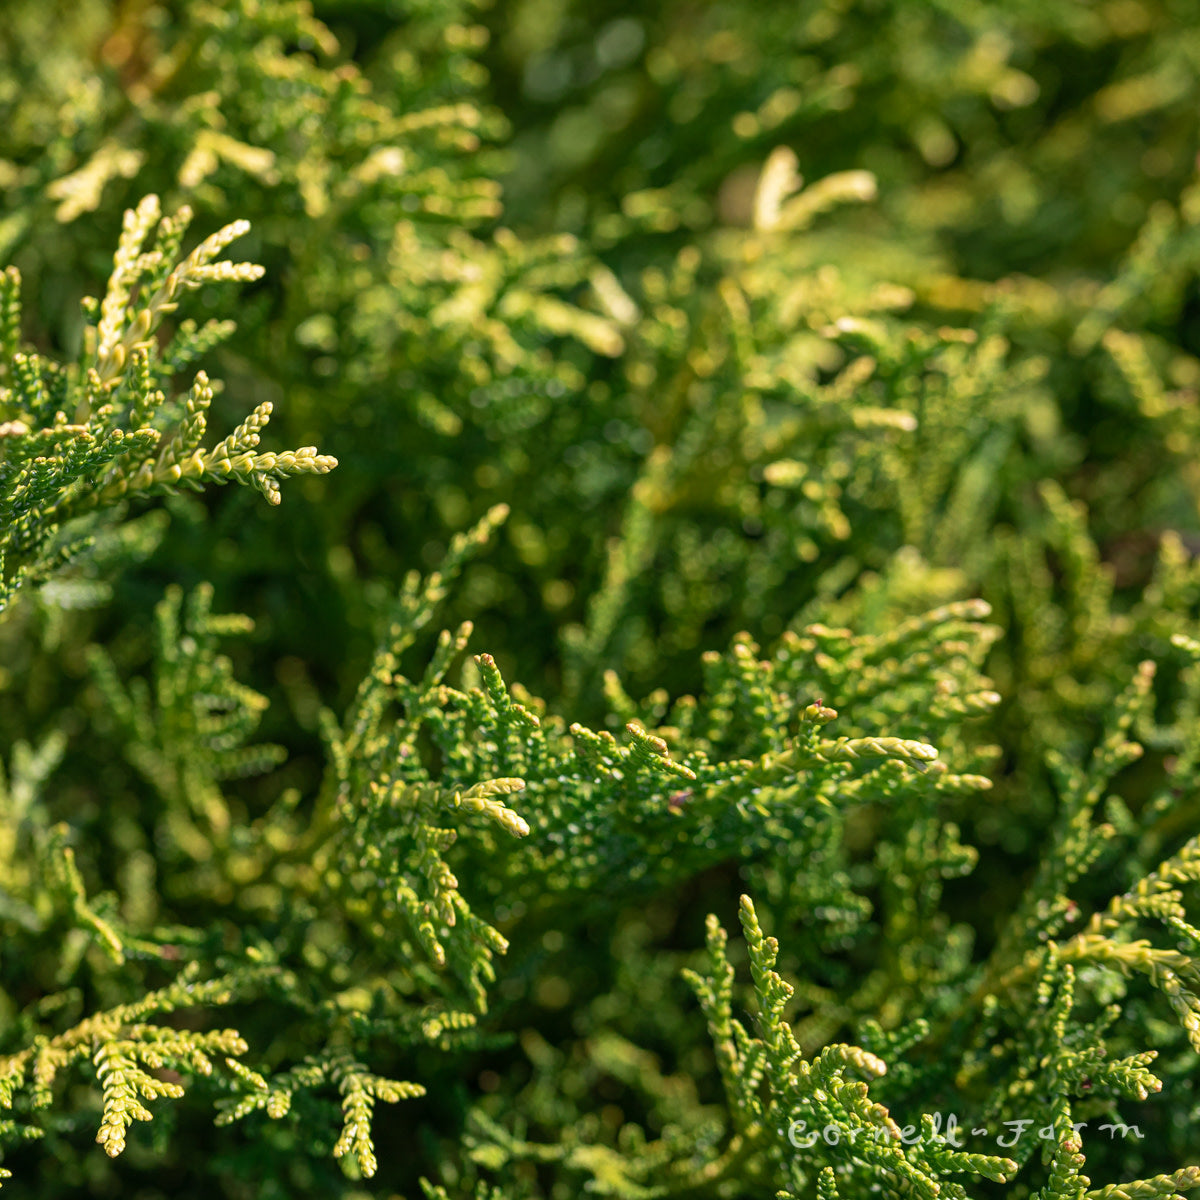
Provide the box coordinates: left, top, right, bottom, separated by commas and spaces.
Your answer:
6, 1, 1200, 1197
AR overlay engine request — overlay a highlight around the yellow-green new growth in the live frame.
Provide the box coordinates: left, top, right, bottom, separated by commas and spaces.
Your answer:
90, 196, 263, 389
448, 778, 532, 838
0, 196, 338, 610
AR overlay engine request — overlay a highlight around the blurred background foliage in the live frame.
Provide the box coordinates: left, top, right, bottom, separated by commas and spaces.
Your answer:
6, 0, 1200, 1194
3, 0, 1200, 714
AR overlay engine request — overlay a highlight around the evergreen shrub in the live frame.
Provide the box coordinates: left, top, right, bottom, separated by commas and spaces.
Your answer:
4, 1, 1200, 1196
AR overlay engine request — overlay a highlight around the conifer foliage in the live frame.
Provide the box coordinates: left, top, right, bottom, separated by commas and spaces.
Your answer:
5, 1, 1200, 1197
0, 194, 335, 613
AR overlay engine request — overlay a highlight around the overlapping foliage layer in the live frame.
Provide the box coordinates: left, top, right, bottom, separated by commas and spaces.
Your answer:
4, 1, 1200, 1196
